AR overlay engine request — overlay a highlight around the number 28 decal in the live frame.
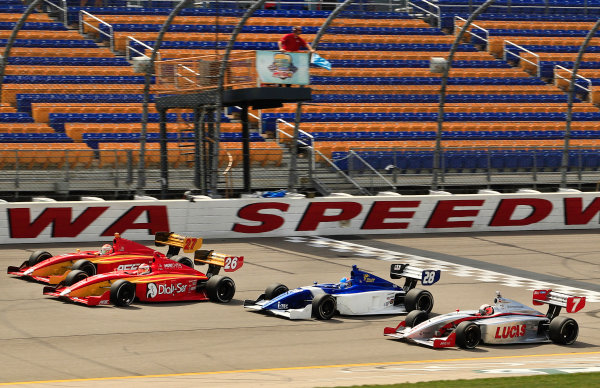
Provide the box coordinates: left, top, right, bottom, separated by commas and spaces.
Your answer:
421, 270, 441, 286
224, 256, 244, 272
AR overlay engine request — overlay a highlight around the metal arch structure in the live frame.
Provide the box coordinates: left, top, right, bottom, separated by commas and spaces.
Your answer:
138, 0, 194, 197
0, 0, 45, 105
560, 18, 600, 188
215, 0, 269, 196
432, 0, 497, 191
312, 0, 355, 49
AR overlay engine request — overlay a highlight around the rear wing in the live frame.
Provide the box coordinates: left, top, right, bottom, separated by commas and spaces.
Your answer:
194, 249, 244, 276
154, 232, 203, 256
390, 263, 441, 290
533, 289, 586, 318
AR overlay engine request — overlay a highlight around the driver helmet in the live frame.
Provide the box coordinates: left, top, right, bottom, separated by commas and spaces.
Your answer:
340, 277, 350, 289
137, 263, 151, 275
479, 304, 494, 316
99, 244, 113, 255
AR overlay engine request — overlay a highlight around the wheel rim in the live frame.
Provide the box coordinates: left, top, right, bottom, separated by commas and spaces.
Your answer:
120, 286, 135, 304
217, 281, 233, 301
320, 299, 335, 317
416, 294, 432, 312
465, 326, 480, 347
561, 321, 578, 343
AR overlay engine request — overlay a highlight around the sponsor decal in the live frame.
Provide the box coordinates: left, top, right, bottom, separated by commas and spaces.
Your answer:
146, 283, 158, 299
163, 263, 183, 269
277, 302, 288, 310
363, 274, 375, 283
158, 283, 187, 296
494, 324, 526, 339
117, 263, 141, 271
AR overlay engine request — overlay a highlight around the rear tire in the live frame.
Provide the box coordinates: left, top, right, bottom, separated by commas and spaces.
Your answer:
405, 310, 429, 328
110, 279, 136, 307
405, 288, 434, 313
72, 259, 96, 276
265, 283, 288, 300
64, 269, 88, 286
455, 321, 481, 349
171, 255, 194, 268
28, 250, 52, 267
206, 275, 236, 303
312, 294, 336, 320
549, 316, 579, 345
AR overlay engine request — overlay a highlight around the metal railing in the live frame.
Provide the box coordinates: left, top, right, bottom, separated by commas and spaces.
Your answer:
554, 64, 593, 98
504, 40, 540, 77
408, 0, 440, 28
454, 16, 488, 49
79, 11, 114, 52
43, 0, 68, 27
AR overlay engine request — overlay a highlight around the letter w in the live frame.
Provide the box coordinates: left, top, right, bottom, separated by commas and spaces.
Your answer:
8, 207, 108, 238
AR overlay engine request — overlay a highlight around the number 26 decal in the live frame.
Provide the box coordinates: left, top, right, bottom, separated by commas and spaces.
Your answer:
223, 256, 244, 272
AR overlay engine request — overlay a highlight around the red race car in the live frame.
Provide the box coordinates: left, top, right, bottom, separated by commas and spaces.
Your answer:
7, 232, 203, 284
42, 249, 244, 306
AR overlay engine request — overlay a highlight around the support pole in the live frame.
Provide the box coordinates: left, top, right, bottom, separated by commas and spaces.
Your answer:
432, 0, 497, 191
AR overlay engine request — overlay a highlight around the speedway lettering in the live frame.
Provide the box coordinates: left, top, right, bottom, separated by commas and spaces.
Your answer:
494, 324, 526, 339
7, 206, 169, 238
232, 197, 600, 233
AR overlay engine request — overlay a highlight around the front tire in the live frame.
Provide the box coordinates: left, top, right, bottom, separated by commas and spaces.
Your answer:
28, 250, 52, 267
455, 321, 481, 349
110, 279, 136, 307
171, 255, 194, 268
405, 288, 434, 313
265, 283, 288, 300
549, 316, 579, 345
72, 259, 96, 276
312, 294, 336, 320
405, 310, 429, 327
206, 275, 236, 303
64, 269, 88, 286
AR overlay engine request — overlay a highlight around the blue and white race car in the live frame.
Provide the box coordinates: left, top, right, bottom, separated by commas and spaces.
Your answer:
244, 264, 441, 320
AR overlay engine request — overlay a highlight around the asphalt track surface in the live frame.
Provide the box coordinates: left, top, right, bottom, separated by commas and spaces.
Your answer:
1, 231, 599, 387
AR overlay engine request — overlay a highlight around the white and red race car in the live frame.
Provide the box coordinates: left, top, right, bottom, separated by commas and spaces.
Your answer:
384, 290, 585, 349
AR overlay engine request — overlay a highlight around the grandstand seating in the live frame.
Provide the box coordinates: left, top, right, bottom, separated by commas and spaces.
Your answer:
0, 1, 599, 175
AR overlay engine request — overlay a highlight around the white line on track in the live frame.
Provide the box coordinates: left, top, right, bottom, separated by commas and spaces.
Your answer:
285, 236, 600, 303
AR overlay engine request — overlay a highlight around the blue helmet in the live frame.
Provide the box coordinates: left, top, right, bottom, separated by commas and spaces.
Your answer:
340, 277, 350, 289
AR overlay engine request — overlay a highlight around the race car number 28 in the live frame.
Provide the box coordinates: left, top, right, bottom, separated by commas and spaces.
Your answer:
421, 270, 441, 286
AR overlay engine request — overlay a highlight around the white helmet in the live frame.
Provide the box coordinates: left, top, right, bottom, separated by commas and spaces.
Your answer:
137, 263, 151, 275
99, 244, 113, 255
479, 304, 494, 316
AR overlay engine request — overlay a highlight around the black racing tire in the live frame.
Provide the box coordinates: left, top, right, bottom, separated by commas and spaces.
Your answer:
206, 275, 236, 303
64, 269, 88, 286
171, 255, 194, 268
312, 293, 337, 320
405, 288, 434, 313
405, 310, 429, 328
549, 316, 579, 345
28, 250, 52, 267
264, 283, 289, 300
455, 321, 481, 349
110, 279, 136, 307
71, 259, 97, 276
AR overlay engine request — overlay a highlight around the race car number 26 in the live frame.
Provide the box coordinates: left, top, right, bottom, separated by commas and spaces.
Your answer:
224, 257, 239, 271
